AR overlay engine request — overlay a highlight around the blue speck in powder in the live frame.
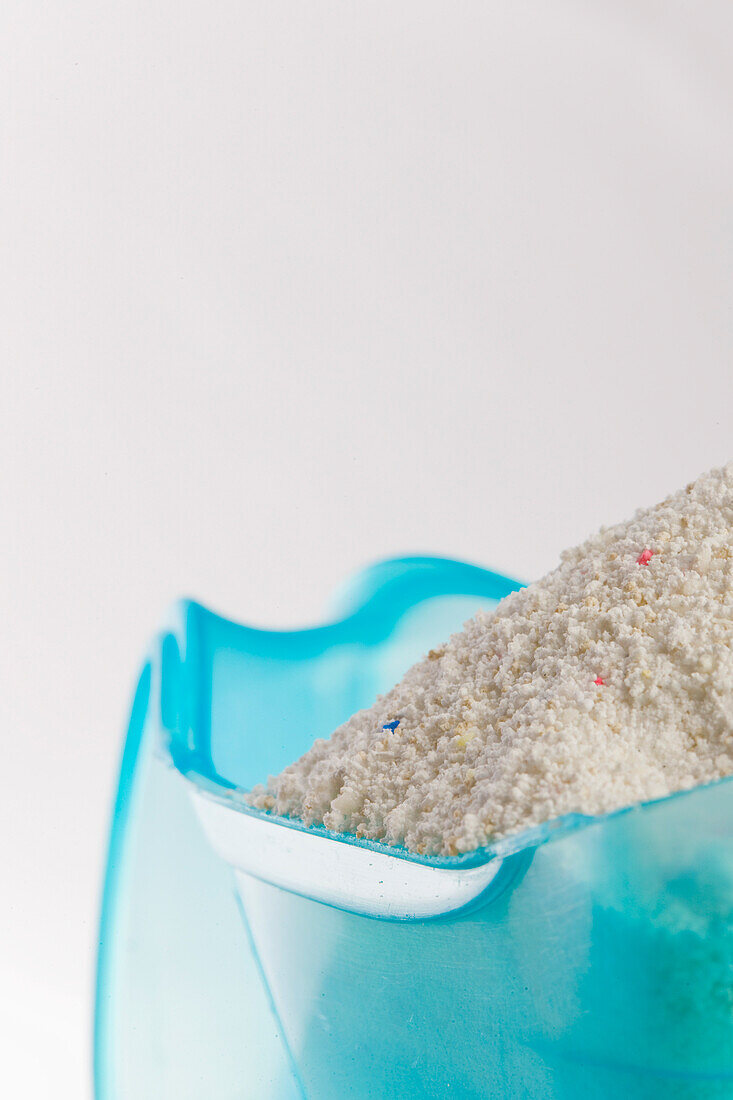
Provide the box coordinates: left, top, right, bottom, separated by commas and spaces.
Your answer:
382, 720, 400, 731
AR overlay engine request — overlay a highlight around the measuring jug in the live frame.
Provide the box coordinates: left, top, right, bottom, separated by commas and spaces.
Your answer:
96, 557, 733, 1099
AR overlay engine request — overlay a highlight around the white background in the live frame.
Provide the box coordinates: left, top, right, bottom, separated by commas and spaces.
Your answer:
3, 2, 732, 1095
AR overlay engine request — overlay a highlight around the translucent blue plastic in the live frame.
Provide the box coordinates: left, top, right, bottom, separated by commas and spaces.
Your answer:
96, 557, 733, 1099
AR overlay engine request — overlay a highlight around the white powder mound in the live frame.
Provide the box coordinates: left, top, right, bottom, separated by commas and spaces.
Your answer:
248, 464, 733, 856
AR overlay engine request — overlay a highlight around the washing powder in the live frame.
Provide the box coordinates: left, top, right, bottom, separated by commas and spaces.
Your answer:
249, 464, 733, 856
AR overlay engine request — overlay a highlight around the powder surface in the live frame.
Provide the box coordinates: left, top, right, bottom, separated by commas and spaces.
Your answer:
248, 464, 733, 856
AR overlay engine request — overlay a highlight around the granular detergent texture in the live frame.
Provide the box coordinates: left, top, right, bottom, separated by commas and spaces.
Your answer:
248, 465, 733, 856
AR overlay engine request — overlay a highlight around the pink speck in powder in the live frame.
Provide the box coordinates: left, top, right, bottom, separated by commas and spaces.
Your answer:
637, 548, 655, 566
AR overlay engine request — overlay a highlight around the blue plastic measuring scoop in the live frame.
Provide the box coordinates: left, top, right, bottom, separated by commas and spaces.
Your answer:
96, 557, 733, 1099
